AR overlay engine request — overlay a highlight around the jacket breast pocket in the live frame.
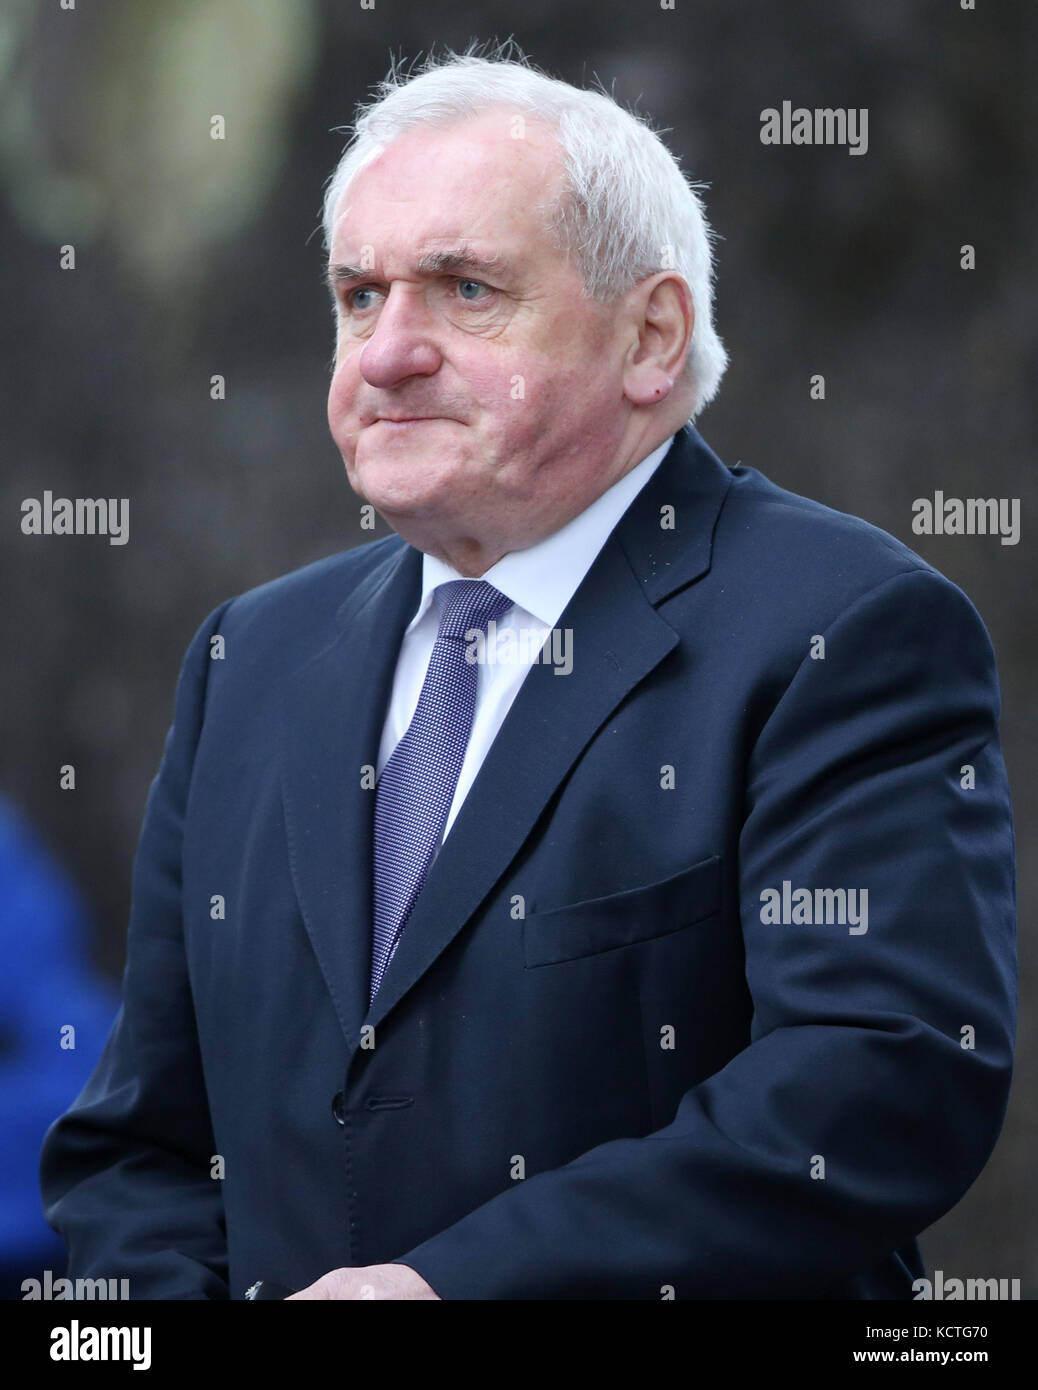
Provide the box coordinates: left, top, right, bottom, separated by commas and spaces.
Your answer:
522, 854, 721, 968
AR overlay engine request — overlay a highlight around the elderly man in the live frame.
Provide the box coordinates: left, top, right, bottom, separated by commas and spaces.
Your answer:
41, 50, 1015, 1301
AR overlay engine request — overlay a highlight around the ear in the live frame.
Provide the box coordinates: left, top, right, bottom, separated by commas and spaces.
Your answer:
620, 272, 694, 407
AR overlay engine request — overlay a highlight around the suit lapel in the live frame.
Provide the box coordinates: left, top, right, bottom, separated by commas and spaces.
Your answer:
365, 423, 734, 1029
279, 539, 421, 1048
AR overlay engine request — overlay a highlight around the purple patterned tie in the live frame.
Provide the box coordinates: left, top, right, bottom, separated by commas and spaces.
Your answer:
370, 579, 514, 1001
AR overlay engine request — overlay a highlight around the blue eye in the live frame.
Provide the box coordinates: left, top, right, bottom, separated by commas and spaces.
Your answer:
342, 279, 491, 312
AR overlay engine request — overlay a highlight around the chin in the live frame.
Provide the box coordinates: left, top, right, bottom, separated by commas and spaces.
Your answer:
352, 471, 455, 519
354, 444, 468, 493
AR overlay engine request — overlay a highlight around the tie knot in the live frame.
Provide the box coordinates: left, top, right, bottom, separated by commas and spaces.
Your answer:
433, 579, 513, 640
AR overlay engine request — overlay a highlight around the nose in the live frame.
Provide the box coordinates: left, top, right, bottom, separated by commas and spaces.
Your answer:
358, 283, 442, 390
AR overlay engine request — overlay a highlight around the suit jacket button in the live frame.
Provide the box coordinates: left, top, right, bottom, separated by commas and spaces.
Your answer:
331, 1091, 346, 1126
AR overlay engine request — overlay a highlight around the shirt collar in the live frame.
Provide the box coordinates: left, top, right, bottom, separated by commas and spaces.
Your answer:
405, 435, 675, 633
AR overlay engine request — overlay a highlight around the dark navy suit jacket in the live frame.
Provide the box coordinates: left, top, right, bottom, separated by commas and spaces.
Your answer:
40, 424, 1017, 1298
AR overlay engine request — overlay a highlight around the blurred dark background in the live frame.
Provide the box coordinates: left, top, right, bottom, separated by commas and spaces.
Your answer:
2, 0, 1034, 1292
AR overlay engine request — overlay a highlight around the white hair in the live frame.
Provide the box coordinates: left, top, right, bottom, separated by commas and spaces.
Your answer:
322, 42, 728, 419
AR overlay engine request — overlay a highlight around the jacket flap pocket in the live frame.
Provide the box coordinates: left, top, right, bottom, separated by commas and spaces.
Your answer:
523, 854, 721, 967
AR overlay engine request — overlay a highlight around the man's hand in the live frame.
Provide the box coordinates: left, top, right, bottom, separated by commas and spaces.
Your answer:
286, 1263, 441, 1300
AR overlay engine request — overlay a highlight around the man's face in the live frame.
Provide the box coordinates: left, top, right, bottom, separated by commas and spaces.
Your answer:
325, 110, 639, 566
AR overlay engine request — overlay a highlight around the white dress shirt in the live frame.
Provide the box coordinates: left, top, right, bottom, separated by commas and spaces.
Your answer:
376, 436, 673, 842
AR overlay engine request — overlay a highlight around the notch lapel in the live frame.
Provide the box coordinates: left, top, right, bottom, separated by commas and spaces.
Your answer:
279, 539, 421, 1050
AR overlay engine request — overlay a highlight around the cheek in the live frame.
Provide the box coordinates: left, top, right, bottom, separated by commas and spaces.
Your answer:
508, 358, 606, 438
452, 348, 516, 417
327, 363, 358, 443
328, 359, 353, 412
517, 314, 618, 421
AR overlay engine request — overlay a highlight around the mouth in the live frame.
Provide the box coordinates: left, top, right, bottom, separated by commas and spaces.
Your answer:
373, 416, 446, 426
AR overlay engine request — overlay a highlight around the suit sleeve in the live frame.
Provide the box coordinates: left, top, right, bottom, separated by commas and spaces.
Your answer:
391, 567, 1017, 1298
39, 600, 235, 1300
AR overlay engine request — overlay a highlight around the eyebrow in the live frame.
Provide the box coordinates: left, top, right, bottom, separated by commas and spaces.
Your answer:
325, 248, 508, 294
